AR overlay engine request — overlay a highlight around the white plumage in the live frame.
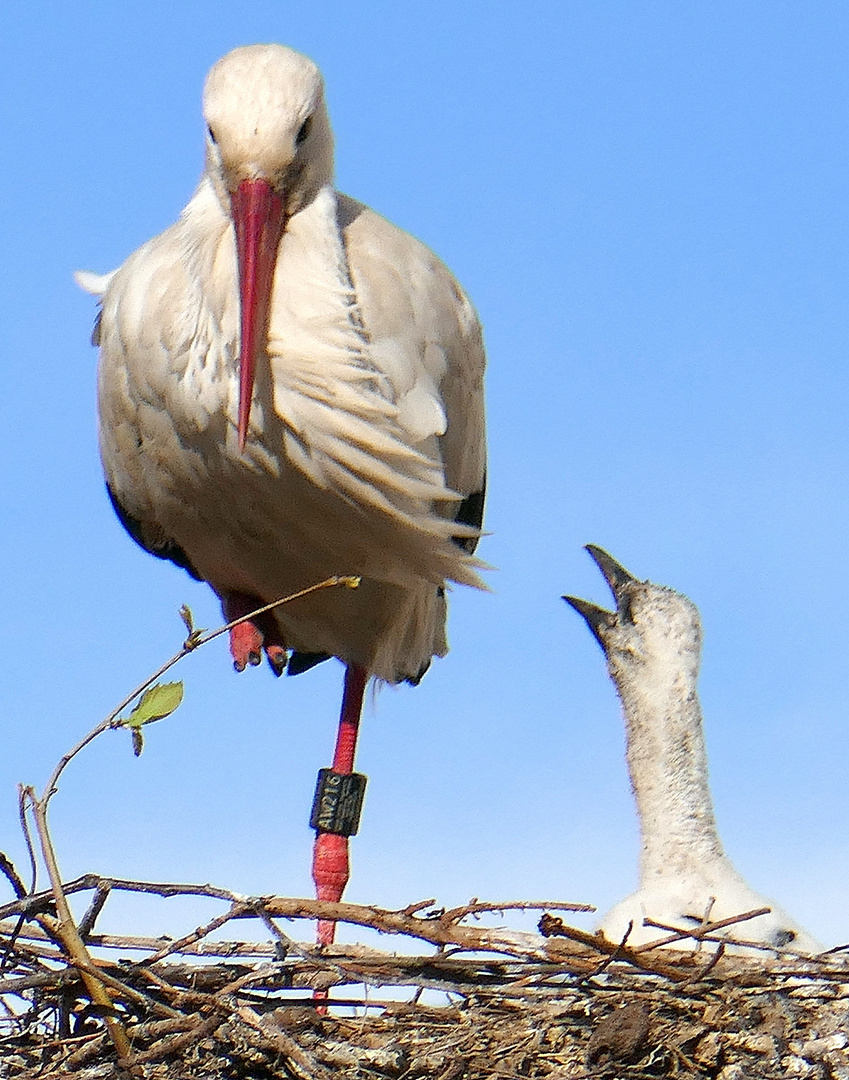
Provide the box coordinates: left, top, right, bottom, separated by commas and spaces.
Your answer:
79, 44, 486, 685
566, 547, 820, 954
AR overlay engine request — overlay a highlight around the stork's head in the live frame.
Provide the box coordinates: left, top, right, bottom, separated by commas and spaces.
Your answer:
202, 44, 334, 448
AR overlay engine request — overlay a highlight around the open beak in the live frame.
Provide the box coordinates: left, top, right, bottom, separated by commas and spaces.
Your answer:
231, 178, 286, 450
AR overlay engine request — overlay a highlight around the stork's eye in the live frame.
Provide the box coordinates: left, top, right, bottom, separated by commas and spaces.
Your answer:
207, 125, 218, 145
296, 116, 312, 146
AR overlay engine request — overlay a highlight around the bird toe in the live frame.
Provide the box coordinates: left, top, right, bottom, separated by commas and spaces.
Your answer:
265, 644, 289, 677
228, 619, 266, 673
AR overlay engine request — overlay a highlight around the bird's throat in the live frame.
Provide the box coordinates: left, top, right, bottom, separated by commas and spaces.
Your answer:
231, 178, 286, 450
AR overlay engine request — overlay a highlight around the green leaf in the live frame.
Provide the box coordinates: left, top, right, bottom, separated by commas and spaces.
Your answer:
124, 682, 184, 730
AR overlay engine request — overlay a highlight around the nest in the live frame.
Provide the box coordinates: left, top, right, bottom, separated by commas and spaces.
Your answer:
2, 875, 848, 1079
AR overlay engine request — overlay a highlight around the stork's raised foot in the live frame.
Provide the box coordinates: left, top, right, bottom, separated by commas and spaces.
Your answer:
222, 593, 288, 676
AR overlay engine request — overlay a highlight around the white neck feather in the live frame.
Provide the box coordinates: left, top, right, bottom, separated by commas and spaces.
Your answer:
606, 591, 728, 881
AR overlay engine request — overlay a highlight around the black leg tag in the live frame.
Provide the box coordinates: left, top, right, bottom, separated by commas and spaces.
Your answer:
310, 769, 368, 837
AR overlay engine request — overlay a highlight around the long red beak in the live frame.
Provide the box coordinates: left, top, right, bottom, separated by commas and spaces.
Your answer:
231, 178, 286, 450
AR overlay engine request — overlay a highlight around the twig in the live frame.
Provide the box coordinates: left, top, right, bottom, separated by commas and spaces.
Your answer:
234, 1005, 335, 1080
635, 907, 773, 952
0, 852, 25, 899
218, 962, 290, 996
195, 575, 359, 652
401, 897, 437, 916
39, 576, 359, 806
77, 882, 112, 939
257, 896, 686, 980
438, 899, 595, 925
687, 941, 726, 982
4, 579, 362, 1069
0, 969, 81, 994
122, 1014, 221, 1067
0, 920, 278, 959
0, 874, 241, 920
577, 920, 634, 984
66, 955, 184, 1020
21, 786, 132, 1060
0, 849, 28, 975
139, 902, 251, 966
61, 1031, 108, 1071
247, 902, 352, 993
537, 913, 688, 981
17, 786, 38, 894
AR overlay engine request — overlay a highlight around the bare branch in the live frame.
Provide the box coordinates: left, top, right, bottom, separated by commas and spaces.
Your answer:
438, 899, 595, 924
38, 576, 359, 805
635, 907, 773, 952
21, 786, 132, 1061
0, 853, 25, 899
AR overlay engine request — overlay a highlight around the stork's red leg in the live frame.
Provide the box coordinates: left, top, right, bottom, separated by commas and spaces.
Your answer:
221, 592, 288, 675
312, 664, 368, 948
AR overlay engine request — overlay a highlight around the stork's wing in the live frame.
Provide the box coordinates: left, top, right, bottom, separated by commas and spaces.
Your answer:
338, 195, 487, 550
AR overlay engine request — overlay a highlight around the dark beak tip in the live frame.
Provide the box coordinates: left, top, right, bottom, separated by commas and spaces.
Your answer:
563, 592, 616, 653
584, 544, 636, 596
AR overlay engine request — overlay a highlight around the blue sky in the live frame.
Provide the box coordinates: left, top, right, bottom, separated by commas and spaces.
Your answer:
1, 1, 847, 949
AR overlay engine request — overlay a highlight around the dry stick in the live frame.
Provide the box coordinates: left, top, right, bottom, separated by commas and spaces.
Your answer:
0, 970, 80, 995
139, 901, 251, 966
128, 969, 332, 1077
17, 786, 38, 893
122, 1014, 222, 1068
77, 882, 112, 939
634, 907, 773, 952
537, 913, 688, 982
0, 789, 42, 975
0, 852, 25, 898
438, 900, 595, 925
1, 935, 67, 964
0, 920, 278, 959
688, 940, 726, 982
22, 786, 133, 1061
401, 897, 437, 916
0, 874, 242, 920
11, 1014, 200, 1074
60, 1032, 109, 1072
577, 920, 634, 985
234, 1005, 335, 1080
248, 901, 353, 987
66, 955, 184, 1020
217, 962, 292, 997
132, 963, 199, 1007
0, 849, 28, 974
2, 889, 605, 975
3, 926, 580, 1000
4, 887, 678, 991
257, 897, 688, 982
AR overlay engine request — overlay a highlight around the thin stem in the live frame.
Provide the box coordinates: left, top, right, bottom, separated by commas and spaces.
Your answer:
23, 787, 132, 1061
40, 575, 359, 805
197, 576, 359, 651
439, 899, 596, 925
17, 785, 38, 893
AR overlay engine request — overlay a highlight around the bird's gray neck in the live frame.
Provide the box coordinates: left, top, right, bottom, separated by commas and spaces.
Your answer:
608, 640, 727, 880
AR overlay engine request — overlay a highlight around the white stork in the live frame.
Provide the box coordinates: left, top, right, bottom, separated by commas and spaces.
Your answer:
78, 44, 486, 945
565, 547, 820, 954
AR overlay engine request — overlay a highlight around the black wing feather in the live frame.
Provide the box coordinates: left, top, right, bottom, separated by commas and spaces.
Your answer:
106, 484, 203, 581
452, 476, 486, 553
